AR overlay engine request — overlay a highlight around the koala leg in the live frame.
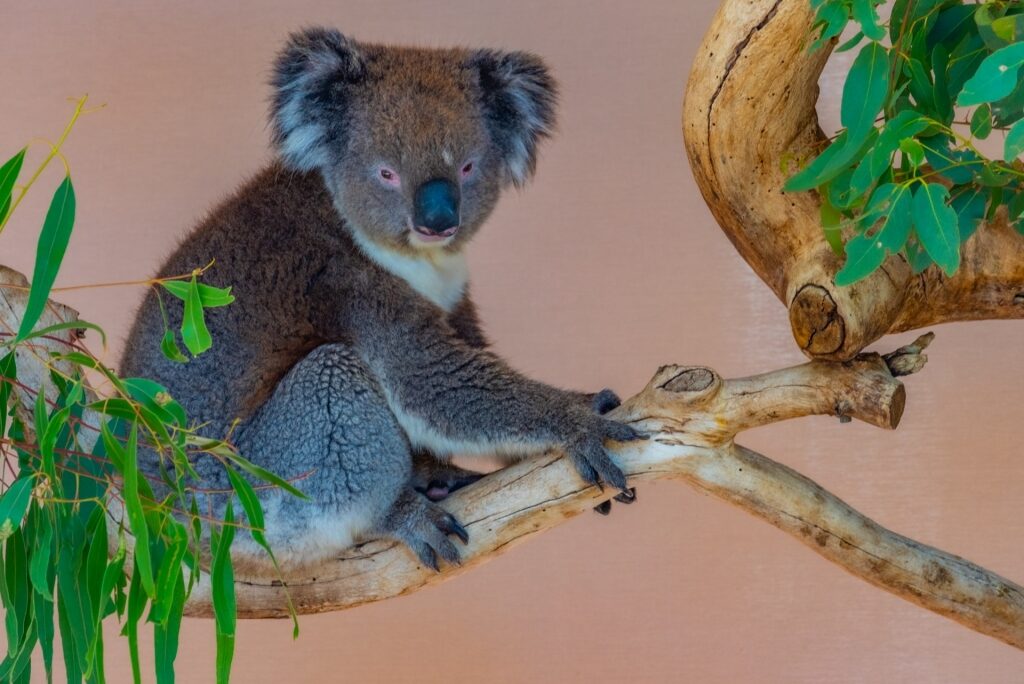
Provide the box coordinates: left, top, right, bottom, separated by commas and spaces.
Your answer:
228, 343, 467, 570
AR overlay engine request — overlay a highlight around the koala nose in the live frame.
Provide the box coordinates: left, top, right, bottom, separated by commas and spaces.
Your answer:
413, 178, 460, 235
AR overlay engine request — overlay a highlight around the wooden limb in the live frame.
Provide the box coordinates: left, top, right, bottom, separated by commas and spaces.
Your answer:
3, 267, 1022, 649
682, 0, 1024, 361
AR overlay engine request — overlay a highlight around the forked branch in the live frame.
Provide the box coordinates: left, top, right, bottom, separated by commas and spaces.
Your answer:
2, 265, 1022, 649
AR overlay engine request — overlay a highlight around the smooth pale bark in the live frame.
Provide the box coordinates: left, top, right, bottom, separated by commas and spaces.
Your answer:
3, 265, 1023, 649
682, 0, 1024, 361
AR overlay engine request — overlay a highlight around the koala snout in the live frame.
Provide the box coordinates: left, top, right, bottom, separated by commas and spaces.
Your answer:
413, 178, 460, 236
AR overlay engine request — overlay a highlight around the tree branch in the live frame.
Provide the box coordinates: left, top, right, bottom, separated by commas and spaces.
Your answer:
682, 0, 1024, 361
3, 262, 1022, 650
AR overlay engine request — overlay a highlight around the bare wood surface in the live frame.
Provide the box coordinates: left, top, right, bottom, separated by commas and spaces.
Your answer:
3, 266, 1022, 649
682, 0, 1024, 361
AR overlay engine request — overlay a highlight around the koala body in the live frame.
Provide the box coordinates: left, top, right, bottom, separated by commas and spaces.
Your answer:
120, 28, 639, 571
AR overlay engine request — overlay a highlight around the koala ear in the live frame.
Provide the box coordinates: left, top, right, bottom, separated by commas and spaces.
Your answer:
469, 50, 558, 186
270, 27, 367, 171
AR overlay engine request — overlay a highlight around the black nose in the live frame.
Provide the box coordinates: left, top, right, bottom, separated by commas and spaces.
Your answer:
413, 178, 460, 234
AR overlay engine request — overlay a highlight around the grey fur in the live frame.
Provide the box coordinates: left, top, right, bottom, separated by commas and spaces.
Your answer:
120, 29, 641, 571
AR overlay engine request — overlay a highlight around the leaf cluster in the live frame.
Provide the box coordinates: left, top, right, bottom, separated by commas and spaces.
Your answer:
792, 0, 1024, 285
0, 100, 301, 683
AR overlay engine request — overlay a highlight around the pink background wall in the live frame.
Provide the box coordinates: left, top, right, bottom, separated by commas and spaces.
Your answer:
3, 1, 1023, 681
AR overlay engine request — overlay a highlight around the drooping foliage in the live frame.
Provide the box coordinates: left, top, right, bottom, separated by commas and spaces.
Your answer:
0, 97, 300, 684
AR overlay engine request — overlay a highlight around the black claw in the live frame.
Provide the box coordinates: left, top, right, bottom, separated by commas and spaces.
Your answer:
593, 500, 612, 515
417, 544, 439, 572
613, 487, 637, 504
436, 539, 462, 566
446, 516, 470, 544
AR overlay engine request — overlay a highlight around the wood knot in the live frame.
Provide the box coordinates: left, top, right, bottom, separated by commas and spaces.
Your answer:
661, 367, 716, 393
790, 284, 846, 356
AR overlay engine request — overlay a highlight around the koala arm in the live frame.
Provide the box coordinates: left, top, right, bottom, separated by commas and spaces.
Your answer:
447, 294, 490, 349
310, 266, 641, 490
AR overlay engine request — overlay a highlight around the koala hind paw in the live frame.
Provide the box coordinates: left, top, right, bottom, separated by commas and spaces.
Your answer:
383, 490, 470, 571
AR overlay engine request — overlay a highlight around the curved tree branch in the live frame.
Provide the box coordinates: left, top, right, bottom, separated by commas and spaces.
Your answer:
3, 265, 1022, 649
682, 0, 1024, 361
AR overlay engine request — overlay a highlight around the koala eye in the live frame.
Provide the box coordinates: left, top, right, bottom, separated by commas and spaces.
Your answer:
461, 161, 474, 178
377, 166, 401, 188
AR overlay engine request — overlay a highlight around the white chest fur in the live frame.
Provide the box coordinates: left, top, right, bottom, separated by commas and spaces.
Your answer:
352, 231, 469, 312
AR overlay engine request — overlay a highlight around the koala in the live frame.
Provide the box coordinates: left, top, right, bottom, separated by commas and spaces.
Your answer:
119, 28, 641, 572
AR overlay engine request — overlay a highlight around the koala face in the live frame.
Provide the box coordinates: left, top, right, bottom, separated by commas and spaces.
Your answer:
271, 28, 557, 253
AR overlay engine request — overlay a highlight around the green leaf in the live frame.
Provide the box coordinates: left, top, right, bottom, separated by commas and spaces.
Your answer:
153, 565, 185, 684
820, 198, 844, 256
957, 43, 1024, 106
898, 138, 925, 168
842, 42, 891, 139
9, 319, 108, 350
852, 0, 885, 41
224, 451, 308, 500
913, 183, 960, 275
975, 3, 1009, 50
850, 111, 930, 197
927, 5, 977, 51
16, 176, 76, 341
181, 276, 213, 357
0, 149, 26, 222
29, 509, 54, 600
992, 13, 1024, 43
950, 186, 987, 243
1005, 119, 1024, 160
810, 2, 849, 52
211, 502, 237, 684
835, 234, 886, 286
785, 128, 877, 193
123, 377, 187, 429
904, 58, 935, 113
121, 424, 156, 599
123, 558, 146, 684
970, 103, 993, 139
161, 280, 235, 308
864, 183, 914, 252
836, 30, 865, 54
0, 476, 35, 540
160, 329, 189, 363
947, 32, 988, 98
152, 523, 188, 625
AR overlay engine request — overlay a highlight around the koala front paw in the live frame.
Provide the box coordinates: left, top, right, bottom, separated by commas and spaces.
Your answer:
382, 489, 470, 571
564, 414, 645, 493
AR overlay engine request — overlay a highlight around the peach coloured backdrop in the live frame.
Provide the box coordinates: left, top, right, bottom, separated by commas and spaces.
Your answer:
3, 1, 1023, 682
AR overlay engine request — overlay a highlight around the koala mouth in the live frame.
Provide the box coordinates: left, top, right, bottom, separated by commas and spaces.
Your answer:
411, 225, 459, 243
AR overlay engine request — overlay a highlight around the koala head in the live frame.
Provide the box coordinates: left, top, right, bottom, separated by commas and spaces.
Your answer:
270, 27, 557, 253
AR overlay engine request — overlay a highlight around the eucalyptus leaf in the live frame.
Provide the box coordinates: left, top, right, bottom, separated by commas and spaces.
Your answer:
1005, 119, 1024, 160
842, 42, 891, 139
16, 176, 76, 341
0, 149, 26, 223
181, 276, 213, 356
957, 42, 1024, 106
913, 183, 961, 275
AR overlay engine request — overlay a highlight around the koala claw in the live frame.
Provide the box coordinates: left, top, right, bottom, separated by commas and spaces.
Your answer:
383, 489, 470, 571
592, 487, 638, 515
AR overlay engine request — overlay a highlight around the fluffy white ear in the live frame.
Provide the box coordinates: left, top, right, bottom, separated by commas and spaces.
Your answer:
469, 50, 558, 186
270, 27, 366, 171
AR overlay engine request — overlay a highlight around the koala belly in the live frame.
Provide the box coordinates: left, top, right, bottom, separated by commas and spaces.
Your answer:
226, 342, 412, 569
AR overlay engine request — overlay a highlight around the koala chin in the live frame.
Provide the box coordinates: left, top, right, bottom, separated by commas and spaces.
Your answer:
120, 27, 642, 572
